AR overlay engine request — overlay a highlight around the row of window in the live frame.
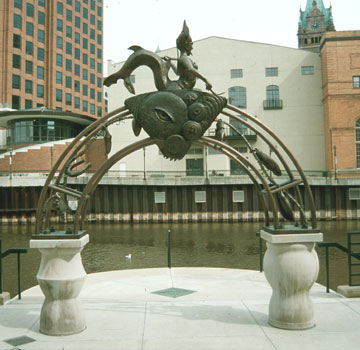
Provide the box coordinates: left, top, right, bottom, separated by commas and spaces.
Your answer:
7, 119, 83, 145
11, 95, 103, 117
56, 19, 102, 44
230, 66, 315, 79
228, 85, 281, 109
56, 0, 102, 18
14, 0, 45, 9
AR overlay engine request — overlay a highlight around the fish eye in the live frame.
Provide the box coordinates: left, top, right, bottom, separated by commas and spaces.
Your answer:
155, 109, 174, 122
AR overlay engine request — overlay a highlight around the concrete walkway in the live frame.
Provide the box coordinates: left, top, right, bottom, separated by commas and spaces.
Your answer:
0, 268, 359, 350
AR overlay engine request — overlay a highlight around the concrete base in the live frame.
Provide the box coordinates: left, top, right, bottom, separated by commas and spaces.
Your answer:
0, 292, 10, 305
30, 235, 89, 336
260, 230, 323, 330
337, 285, 360, 298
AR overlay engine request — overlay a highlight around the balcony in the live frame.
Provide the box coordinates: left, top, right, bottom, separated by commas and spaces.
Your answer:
263, 99, 283, 110
206, 126, 257, 141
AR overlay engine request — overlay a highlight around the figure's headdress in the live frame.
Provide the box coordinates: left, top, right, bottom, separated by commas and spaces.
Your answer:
176, 20, 191, 50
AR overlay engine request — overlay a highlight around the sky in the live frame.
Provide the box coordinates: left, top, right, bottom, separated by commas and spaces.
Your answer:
103, 0, 360, 72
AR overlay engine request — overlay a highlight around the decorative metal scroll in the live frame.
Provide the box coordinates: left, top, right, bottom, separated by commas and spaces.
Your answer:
34, 21, 317, 237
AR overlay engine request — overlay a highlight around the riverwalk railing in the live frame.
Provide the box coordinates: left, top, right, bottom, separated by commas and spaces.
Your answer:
0, 240, 28, 300
317, 232, 360, 292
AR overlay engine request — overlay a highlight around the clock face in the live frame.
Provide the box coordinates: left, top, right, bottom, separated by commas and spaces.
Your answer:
311, 21, 321, 30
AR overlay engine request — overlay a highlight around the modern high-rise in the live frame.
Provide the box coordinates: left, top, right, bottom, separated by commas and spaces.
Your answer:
0, 0, 105, 117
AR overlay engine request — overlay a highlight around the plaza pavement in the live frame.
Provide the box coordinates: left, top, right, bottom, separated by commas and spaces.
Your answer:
0, 267, 359, 350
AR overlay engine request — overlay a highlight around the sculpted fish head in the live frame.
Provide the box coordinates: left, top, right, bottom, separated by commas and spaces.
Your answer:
125, 90, 227, 160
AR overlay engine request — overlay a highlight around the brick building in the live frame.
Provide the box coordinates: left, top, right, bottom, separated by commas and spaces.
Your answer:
0, 0, 107, 173
321, 31, 360, 175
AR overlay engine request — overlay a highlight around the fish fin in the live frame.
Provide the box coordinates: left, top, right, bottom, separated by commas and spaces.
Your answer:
128, 45, 144, 52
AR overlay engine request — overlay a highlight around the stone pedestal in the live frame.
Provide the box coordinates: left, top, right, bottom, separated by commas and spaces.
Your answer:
337, 285, 360, 298
0, 292, 10, 305
30, 235, 89, 336
260, 230, 323, 330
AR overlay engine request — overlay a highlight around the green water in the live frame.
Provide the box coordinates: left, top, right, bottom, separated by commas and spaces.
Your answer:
0, 221, 358, 298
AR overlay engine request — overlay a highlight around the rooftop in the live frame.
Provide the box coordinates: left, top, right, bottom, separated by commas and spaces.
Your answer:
1, 267, 359, 349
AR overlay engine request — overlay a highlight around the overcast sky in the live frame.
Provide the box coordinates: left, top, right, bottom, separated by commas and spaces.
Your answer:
103, 0, 360, 70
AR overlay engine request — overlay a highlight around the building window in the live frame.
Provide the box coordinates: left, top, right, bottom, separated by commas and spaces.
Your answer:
74, 80, 80, 92
38, 11, 45, 25
231, 69, 243, 78
301, 66, 314, 75
38, 29, 45, 43
26, 22, 34, 36
38, 0, 45, 7
228, 86, 247, 108
12, 75, 21, 89
37, 85, 44, 98
90, 43, 95, 54
83, 100, 88, 112
83, 38, 88, 50
83, 69, 88, 80
83, 53, 88, 65
90, 103, 95, 115
57, 19, 63, 32
83, 23, 88, 34
37, 47, 44, 61
75, 16, 80, 28
37, 66, 44, 79
75, 1, 81, 12
25, 60, 33, 74
25, 41, 33, 55
13, 34, 21, 49
356, 119, 360, 168
83, 84, 88, 96
57, 2, 63, 14
7, 119, 84, 144
229, 116, 248, 136
12, 96, 20, 109
14, 0, 22, 10
25, 99, 33, 109
26, 3, 34, 17
56, 53, 63, 67
97, 63, 102, 74
66, 26, 72, 38
353, 76, 360, 89
74, 64, 80, 76
265, 67, 278, 77
56, 36, 63, 49
74, 97, 80, 108
12, 54, 21, 69
186, 158, 203, 176
90, 14, 95, 25
25, 80, 33, 94
56, 71, 62, 84
65, 59, 72, 72
97, 106, 102, 117
14, 14, 22, 29
75, 48, 80, 60
66, 9, 72, 22
264, 85, 282, 109
66, 42, 72, 55
97, 34, 102, 45
66, 93, 72, 106
56, 89, 62, 102
90, 58, 95, 69
75, 32, 80, 44
83, 8, 88, 19
66, 76, 72, 88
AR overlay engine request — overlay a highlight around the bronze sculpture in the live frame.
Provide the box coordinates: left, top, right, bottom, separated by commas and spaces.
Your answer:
104, 21, 212, 93
104, 20, 226, 160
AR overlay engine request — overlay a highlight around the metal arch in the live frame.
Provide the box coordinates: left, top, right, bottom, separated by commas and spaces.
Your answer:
34, 102, 318, 235
74, 138, 156, 233
223, 104, 317, 229
196, 138, 272, 226
35, 106, 129, 234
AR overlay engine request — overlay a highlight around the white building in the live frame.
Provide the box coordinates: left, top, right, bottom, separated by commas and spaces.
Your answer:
106, 37, 324, 176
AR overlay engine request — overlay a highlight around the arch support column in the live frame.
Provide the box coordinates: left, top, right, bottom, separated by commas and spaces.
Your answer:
30, 234, 89, 335
260, 230, 323, 330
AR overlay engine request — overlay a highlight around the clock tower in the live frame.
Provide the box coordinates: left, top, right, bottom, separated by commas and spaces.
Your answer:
298, 0, 335, 51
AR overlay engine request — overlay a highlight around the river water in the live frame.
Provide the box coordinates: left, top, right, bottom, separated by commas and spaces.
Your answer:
0, 221, 358, 298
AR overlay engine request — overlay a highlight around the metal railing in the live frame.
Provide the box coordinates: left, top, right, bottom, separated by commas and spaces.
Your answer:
0, 240, 28, 300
